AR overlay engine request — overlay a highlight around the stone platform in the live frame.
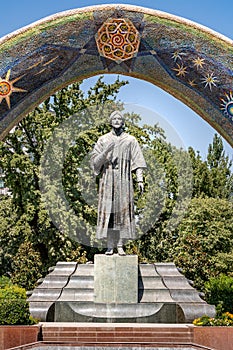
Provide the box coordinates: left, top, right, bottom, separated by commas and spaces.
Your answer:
2, 323, 233, 350
28, 256, 215, 323
41, 322, 195, 345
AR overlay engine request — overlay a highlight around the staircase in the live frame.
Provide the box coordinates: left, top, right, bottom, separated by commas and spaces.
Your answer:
41, 323, 195, 346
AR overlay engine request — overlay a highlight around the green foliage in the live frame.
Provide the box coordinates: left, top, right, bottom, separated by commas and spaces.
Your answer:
193, 312, 233, 326
0, 285, 37, 325
204, 275, 233, 313
0, 74, 232, 293
0, 196, 22, 276
170, 136, 233, 289
0, 276, 12, 288
0, 76, 128, 288
11, 241, 43, 290
126, 143, 193, 262
170, 198, 233, 289
207, 135, 232, 198
0, 284, 26, 299
188, 134, 233, 199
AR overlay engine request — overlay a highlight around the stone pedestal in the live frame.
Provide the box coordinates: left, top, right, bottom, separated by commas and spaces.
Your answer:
94, 254, 138, 304
29, 260, 215, 323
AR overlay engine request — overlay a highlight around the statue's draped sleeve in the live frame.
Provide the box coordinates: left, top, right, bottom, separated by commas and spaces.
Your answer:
91, 136, 108, 176
131, 137, 147, 172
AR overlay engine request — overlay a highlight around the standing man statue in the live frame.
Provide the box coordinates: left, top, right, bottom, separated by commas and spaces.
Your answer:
91, 111, 147, 255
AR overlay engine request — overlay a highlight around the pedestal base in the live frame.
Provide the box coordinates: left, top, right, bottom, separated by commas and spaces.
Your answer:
94, 254, 138, 304
54, 301, 179, 323
28, 258, 215, 323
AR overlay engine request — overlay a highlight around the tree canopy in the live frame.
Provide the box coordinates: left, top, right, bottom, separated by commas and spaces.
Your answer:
0, 76, 232, 291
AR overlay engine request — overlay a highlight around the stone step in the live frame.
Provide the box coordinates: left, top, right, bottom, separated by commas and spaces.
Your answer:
170, 290, 205, 303
155, 262, 184, 276
28, 261, 78, 321
41, 324, 193, 343
58, 288, 94, 301
64, 275, 94, 289
27, 289, 62, 302
138, 275, 167, 289
35, 276, 70, 289
162, 276, 194, 290
139, 263, 159, 276
48, 261, 78, 275
139, 288, 173, 302
74, 264, 94, 276
28, 261, 215, 323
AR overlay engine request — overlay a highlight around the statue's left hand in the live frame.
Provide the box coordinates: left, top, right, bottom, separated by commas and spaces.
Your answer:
138, 181, 144, 194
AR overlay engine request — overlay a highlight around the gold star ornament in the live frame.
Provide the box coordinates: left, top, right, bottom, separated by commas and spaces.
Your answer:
201, 72, 218, 90
192, 57, 205, 70
172, 63, 188, 77
0, 69, 27, 109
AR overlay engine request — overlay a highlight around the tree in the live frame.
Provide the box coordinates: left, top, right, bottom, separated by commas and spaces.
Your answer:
170, 197, 233, 290
188, 148, 212, 198
188, 134, 233, 199
0, 77, 128, 287
0, 196, 23, 277
125, 143, 193, 262
207, 134, 233, 199
11, 241, 43, 290
0, 74, 194, 289
204, 274, 233, 313
1, 75, 232, 293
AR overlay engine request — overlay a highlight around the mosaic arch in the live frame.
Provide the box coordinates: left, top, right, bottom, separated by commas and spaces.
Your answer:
0, 4, 233, 146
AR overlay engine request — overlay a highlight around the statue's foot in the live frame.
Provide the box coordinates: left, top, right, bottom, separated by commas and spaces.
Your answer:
117, 246, 126, 256
105, 248, 114, 255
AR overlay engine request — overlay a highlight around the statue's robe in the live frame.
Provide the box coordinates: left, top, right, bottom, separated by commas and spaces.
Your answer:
91, 131, 146, 240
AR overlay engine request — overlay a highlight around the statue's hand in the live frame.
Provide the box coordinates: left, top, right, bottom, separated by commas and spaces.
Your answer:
104, 141, 114, 154
138, 181, 144, 194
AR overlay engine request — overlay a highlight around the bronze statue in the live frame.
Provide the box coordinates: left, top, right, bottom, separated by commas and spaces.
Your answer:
91, 111, 146, 255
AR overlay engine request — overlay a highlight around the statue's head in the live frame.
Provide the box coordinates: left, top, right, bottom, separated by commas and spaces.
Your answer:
109, 110, 125, 129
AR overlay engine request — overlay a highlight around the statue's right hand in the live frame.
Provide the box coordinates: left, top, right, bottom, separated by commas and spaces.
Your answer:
105, 141, 114, 154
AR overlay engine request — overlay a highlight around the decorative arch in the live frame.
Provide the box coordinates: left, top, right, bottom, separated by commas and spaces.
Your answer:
0, 4, 233, 146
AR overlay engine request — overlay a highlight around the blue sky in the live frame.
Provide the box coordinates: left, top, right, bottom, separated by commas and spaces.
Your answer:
1, 0, 233, 159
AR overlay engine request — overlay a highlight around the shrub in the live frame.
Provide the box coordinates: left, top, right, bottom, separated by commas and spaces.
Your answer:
0, 276, 12, 288
11, 241, 43, 290
0, 284, 38, 325
171, 198, 233, 290
204, 274, 233, 313
193, 312, 233, 326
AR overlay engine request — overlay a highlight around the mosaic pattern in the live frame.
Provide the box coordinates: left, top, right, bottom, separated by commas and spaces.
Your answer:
0, 4, 232, 146
154, 48, 233, 122
0, 69, 26, 109
220, 92, 233, 119
95, 18, 140, 63
0, 44, 79, 118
